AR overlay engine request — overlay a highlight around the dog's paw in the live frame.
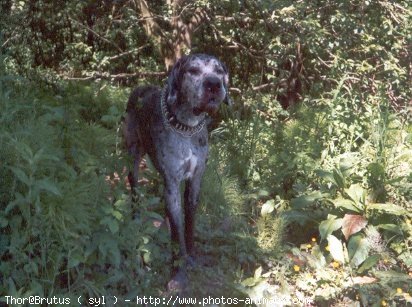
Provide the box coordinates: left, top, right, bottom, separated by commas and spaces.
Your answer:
167, 270, 188, 293
187, 255, 197, 268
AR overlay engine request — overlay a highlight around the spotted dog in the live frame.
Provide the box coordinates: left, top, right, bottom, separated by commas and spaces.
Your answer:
123, 54, 230, 289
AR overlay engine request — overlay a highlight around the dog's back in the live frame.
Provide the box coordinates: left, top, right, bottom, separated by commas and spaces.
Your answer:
126, 85, 159, 113
123, 85, 160, 157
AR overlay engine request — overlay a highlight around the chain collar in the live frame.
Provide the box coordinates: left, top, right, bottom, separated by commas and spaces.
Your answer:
160, 85, 205, 137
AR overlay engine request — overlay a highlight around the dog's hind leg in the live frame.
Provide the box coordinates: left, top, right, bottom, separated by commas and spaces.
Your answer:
127, 144, 142, 195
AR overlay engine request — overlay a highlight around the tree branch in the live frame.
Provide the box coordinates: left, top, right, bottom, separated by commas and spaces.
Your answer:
62, 71, 166, 81
252, 82, 279, 91
104, 44, 150, 62
135, 0, 165, 45
70, 18, 123, 52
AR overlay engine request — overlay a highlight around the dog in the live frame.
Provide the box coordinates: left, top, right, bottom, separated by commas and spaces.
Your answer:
123, 54, 230, 289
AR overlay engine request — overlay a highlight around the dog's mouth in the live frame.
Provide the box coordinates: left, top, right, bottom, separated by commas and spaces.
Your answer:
208, 97, 221, 107
193, 94, 224, 116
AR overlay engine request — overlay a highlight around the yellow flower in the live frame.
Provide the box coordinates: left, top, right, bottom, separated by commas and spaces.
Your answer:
293, 265, 300, 272
311, 237, 317, 242
397, 288, 403, 294
325, 245, 330, 251
331, 261, 340, 269
381, 300, 387, 306
307, 244, 312, 249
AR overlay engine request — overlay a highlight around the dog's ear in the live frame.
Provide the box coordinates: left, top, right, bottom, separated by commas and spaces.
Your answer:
166, 55, 188, 107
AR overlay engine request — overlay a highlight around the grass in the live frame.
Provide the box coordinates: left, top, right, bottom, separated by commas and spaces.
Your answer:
1, 72, 411, 306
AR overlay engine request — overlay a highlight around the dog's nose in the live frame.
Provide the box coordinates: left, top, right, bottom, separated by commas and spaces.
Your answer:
203, 76, 221, 93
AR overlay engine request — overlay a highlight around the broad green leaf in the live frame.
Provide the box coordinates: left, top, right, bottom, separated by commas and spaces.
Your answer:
291, 191, 323, 209
339, 153, 358, 176
333, 197, 362, 213
348, 233, 369, 267
319, 216, 343, 241
281, 211, 315, 225
112, 210, 123, 221
367, 203, 408, 216
345, 184, 365, 208
377, 224, 402, 234
374, 270, 411, 282
357, 254, 381, 274
101, 217, 119, 234
327, 235, 345, 263
145, 211, 164, 221
341, 214, 367, 240
315, 169, 335, 184
261, 199, 275, 216
332, 169, 346, 189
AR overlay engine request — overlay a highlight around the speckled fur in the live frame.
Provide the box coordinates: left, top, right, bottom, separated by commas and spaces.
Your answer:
123, 54, 229, 288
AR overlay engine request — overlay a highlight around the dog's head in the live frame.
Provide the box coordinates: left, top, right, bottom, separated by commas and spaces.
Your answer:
166, 54, 230, 117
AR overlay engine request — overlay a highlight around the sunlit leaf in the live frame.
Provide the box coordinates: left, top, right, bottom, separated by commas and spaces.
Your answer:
261, 199, 275, 216
254, 266, 263, 278
345, 184, 365, 208
319, 216, 343, 241
341, 214, 367, 240
327, 235, 345, 263
352, 276, 377, 285
367, 203, 408, 216
333, 197, 361, 213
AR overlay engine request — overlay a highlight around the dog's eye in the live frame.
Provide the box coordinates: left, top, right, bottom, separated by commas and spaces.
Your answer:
215, 68, 225, 75
188, 67, 201, 75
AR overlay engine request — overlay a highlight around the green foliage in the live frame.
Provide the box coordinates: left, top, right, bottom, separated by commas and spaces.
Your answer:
0, 64, 167, 300
1, 0, 411, 305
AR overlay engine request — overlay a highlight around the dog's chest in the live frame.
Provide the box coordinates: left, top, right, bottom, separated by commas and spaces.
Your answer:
177, 139, 207, 179
181, 148, 198, 179
154, 132, 208, 180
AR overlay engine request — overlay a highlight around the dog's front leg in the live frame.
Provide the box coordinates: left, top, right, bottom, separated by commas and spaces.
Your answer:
164, 177, 190, 290
184, 174, 202, 258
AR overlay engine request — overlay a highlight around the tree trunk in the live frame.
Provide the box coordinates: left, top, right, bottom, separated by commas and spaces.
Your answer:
135, 0, 207, 70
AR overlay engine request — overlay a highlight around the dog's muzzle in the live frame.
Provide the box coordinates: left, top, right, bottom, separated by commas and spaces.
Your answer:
193, 76, 226, 115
